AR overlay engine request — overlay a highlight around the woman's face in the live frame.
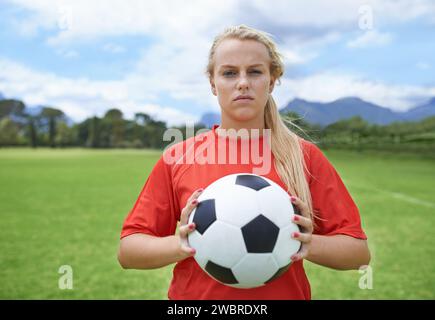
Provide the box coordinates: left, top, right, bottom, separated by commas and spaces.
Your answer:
210, 38, 275, 129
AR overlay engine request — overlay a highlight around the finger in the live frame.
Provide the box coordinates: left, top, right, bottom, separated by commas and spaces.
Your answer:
291, 245, 309, 262
180, 197, 201, 224
291, 231, 312, 244
179, 223, 196, 238
182, 198, 199, 217
180, 188, 204, 224
290, 196, 310, 218
292, 214, 313, 233
179, 233, 196, 256
187, 188, 204, 204
180, 244, 196, 256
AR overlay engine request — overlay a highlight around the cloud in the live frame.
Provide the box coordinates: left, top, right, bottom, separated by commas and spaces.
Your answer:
0, 58, 198, 125
102, 43, 125, 54
126, 40, 214, 104
5, 0, 238, 46
6, 0, 435, 45
56, 48, 79, 58
280, 49, 317, 65
347, 30, 393, 48
3, 0, 435, 121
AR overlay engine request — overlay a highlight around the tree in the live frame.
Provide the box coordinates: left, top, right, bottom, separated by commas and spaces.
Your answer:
0, 117, 20, 145
55, 122, 76, 147
27, 116, 38, 148
39, 107, 65, 148
104, 108, 124, 147
0, 99, 25, 119
134, 112, 152, 126
281, 111, 321, 142
86, 116, 101, 148
143, 119, 167, 149
346, 116, 369, 146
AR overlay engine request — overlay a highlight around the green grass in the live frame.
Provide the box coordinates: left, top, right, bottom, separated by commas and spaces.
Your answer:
0, 148, 434, 299
304, 149, 435, 299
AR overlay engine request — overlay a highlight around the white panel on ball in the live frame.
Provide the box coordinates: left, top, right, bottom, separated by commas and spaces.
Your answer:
214, 185, 261, 228
257, 183, 295, 228
189, 220, 247, 268
187, 229, 208, 268
231, 254, 279, 288
272, 224, 301, 268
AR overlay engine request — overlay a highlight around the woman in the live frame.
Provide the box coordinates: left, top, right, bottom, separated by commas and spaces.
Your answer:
118, 25, 370, 299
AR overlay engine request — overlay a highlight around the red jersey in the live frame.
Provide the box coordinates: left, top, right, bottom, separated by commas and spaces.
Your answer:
120, 124, 367, 300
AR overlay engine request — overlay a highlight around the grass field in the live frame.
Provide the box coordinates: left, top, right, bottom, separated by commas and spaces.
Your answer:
0, 148, 434, 299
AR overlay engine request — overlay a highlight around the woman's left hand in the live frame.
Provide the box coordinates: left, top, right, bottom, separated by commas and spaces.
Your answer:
290, 195, 313, 262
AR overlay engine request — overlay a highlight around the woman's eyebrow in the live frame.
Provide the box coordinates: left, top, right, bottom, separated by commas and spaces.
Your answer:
219, 63, 265, 69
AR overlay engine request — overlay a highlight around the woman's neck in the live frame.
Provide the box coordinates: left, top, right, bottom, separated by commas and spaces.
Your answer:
215, 125, 264, 139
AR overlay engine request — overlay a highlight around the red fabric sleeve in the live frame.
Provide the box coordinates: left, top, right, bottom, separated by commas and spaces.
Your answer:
306, 142, 367, 240
120, 156, 180, 239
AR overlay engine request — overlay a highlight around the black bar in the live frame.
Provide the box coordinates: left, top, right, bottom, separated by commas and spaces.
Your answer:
0, 300, 432, 319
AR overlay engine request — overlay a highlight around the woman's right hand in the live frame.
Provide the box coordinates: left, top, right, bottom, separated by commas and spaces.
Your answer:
177, 188, 204, 259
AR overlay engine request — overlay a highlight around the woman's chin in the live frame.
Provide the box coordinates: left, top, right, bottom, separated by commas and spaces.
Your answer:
221, 104, 262, 123
230, 108, 259, 121
232, 113, 258, 122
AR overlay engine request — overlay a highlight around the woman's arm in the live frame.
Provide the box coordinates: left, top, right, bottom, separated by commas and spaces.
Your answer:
290, 196, 371, 271
306, 234, 371, 270
118, 188, 203, 270
118, 233, 188, 269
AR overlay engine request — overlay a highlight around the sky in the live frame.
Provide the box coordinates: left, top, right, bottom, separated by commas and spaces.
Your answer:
0, 0, 434, 126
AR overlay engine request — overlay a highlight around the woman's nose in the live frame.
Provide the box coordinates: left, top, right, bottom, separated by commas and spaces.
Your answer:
237, 74, 249, 90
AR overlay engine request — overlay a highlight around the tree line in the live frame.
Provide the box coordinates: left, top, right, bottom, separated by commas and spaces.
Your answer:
283, 111, 435, 155
0, 99, 205, 149
1, 98, 434, 155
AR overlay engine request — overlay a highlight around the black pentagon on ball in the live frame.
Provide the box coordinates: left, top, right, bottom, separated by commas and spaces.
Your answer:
235, 174, 270, 191
265, 263, 291, 284
241, 214, 279, 253
205, 260, 238, 284
192, 199, 216, 235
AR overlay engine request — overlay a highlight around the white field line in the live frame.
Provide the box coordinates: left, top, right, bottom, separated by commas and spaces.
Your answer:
388, 192, 435, 208
344, 181, 435, 209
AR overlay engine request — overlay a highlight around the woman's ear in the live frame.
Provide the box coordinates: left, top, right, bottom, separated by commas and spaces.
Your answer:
210, 78, 217, 96
269, 78, 276, 93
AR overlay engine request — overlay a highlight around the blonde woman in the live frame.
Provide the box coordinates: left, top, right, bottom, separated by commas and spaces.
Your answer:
118, 25, 370, 300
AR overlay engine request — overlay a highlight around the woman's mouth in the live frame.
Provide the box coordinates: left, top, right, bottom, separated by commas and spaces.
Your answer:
234, 95, 254, 101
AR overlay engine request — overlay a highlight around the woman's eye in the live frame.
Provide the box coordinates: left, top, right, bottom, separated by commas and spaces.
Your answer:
223, 71, 236, 76
222, 70, 262, 77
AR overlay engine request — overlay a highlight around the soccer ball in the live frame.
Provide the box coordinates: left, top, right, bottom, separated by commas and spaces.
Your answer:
187, 173, 301, 289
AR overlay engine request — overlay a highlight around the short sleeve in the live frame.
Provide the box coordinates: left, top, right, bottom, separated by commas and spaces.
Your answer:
120, 156, 180, 239
306, 143, 367, 240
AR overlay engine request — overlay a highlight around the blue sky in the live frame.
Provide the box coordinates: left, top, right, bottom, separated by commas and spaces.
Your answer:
0, 0, 434, 125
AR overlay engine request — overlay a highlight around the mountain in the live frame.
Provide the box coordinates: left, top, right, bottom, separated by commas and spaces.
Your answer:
281, 97, 401, 126
0, 92, 4, 100
404, 97, 435, 121
199, 112, 221, 128
198, 96, 435, 127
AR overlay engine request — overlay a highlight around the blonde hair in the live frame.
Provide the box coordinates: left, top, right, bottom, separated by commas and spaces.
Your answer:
206, 24, 314, 222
